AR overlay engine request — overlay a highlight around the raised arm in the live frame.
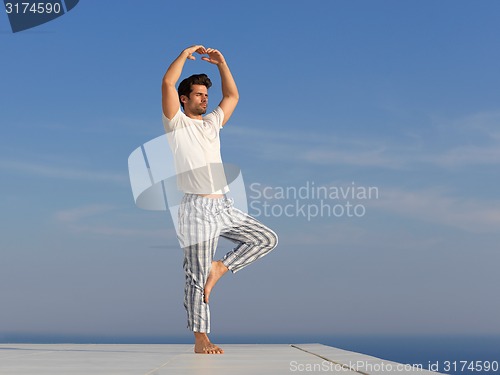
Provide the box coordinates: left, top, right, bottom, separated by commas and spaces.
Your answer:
202, 48, 239, 126
162, 45, 207, 120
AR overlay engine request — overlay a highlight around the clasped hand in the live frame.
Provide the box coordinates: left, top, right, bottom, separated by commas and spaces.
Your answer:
184, 45, 225, 65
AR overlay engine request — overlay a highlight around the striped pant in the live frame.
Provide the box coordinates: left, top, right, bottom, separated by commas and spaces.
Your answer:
178, 193, 278, 333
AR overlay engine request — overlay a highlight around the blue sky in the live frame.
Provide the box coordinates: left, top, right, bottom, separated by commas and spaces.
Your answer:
1, 0, 500, 342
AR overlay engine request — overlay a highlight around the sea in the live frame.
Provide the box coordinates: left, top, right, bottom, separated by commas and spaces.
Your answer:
2, 334, 499, 374
218, 334, 500, 375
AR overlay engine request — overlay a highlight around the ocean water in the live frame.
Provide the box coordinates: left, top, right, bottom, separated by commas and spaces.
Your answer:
2, 334, 499, 374
216, 334, 500, 375
319, 335, 500, 375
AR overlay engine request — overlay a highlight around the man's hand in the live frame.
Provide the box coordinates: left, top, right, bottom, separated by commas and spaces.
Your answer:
183, 45, 207, 60
201, 48, 226, 65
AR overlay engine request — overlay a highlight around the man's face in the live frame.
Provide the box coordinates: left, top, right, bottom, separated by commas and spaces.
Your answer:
183, 84, 208, 116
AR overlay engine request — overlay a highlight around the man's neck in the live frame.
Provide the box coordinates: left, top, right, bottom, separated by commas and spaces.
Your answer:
184, 110, 203, 120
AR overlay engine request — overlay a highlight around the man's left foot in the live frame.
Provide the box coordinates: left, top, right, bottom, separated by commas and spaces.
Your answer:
194, 332, 224, 354
204, 260, 228, 303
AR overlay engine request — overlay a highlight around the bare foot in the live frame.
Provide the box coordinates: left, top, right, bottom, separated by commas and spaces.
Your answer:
204, 260, 228, 303
194, 332, 224, 354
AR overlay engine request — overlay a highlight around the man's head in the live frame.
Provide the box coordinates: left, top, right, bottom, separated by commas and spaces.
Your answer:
178, 74, 212, 116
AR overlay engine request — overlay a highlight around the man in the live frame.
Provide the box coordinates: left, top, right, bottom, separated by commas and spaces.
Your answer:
161, 45, 278, 354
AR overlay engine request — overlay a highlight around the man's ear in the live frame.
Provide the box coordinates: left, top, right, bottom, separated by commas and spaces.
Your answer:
180, 95, 188, 104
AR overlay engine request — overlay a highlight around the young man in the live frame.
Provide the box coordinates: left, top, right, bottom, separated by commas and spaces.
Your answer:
161, 45, 278, 354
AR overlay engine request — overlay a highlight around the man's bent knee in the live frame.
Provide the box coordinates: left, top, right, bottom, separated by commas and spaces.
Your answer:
265, 228, 278, 252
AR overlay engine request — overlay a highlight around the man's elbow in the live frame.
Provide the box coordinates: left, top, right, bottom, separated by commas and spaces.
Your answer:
162, 77, 176, 89
226, 93, 239, 102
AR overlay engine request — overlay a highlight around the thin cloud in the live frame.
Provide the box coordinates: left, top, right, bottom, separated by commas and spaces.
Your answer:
54, 204, 117, 223
228, 109, 500, 169
427, 144, 500, 167
372, 187, 500, 233
439, 110, 500, 139
68, 224, 175, 239
54, 204, 177, 240
0, 160, 127, 184
300, 147, 401, 168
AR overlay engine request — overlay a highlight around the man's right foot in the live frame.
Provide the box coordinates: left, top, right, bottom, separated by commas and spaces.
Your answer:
204, 260, 228, 304
194, 332, 224, 354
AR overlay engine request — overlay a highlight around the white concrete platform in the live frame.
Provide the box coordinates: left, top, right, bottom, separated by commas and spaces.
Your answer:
0, 343, 443, 374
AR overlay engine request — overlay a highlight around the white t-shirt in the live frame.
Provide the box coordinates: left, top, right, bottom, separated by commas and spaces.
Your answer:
162, 106, 229, 194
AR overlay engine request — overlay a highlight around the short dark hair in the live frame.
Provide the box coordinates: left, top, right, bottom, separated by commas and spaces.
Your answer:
177, 74, 212, 108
